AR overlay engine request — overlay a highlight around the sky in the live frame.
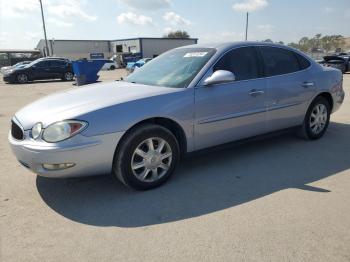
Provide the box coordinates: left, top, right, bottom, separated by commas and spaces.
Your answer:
0, 0, 349, 49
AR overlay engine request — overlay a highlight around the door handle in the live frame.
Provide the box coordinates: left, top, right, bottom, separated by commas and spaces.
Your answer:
301, 81, 314, 88
249, 89, 264, 96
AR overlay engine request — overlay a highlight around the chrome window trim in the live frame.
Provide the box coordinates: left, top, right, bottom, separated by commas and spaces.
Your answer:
194, 44, 314, 88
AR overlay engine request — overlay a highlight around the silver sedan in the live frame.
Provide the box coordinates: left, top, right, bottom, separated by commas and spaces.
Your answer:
9, 42, 345, 190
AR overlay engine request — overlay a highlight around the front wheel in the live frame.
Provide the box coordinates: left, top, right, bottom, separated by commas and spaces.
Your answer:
17, 73, 28, 84
298, 96, 330, 140
112, 124, 180, 190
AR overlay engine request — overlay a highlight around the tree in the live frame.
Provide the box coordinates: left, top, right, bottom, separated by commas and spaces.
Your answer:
287, 42, 300, 49
263, 39, 273, 43
286, 34, 346, 53
164, 30, 190, 38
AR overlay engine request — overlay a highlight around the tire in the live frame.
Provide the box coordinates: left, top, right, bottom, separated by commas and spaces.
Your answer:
62, 72, 74, 81
340, 64, 346, 74
112, 124, 180, 190
298, 96, 331, 140
17, 73, 28, 84
110, 65, 116, 70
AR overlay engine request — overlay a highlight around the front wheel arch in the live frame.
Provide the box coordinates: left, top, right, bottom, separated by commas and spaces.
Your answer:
115, 117, 188, 157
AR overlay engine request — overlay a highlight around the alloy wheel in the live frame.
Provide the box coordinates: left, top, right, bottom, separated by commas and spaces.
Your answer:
65, 72, 73, 81
309, 104, 328, 134
131, 137, 172, 182
17, 74, 28, 84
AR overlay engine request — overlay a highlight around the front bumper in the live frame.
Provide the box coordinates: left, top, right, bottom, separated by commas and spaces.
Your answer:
3, 74, 15, 83
9, 131, 124, 178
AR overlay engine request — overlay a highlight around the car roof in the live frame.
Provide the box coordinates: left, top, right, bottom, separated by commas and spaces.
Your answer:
38, 57, 70, 61
175, 41, 312, 62
177, 41, 299, 53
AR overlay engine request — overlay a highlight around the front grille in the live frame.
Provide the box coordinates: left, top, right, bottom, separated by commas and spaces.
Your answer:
11, 120, 24, 140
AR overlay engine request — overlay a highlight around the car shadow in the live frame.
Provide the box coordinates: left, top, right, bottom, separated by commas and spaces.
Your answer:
36, 122, 350, 228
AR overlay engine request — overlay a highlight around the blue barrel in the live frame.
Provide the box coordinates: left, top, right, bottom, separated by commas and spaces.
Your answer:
72, 59, 107, 86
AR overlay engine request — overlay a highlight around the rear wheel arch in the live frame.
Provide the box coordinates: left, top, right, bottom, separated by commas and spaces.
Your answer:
316, 92, 333, 112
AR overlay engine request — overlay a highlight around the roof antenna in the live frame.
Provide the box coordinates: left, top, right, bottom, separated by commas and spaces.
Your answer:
245, 12, 249, 41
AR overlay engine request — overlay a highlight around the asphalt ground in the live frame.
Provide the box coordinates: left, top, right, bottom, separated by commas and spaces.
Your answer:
1, 70, 349, 262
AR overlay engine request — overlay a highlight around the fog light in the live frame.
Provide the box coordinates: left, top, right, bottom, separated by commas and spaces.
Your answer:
42, 163, 75, 170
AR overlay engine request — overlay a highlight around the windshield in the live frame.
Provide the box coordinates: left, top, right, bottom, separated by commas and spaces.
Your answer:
27, 58, 44, 67
125, 48, 216, 88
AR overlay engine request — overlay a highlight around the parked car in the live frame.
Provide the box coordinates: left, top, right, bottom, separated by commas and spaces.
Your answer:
9, 42, 345, 190
3, 57, 73, 84
100, 60, 119, 71
319, 55, 350, 73
0, 61, 31, 74
126, 58, 152, 73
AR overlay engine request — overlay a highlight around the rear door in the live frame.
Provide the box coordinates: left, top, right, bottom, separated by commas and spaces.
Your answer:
258, 46, 316, 131
194, 46, 268, 150
49, 60, 66, 79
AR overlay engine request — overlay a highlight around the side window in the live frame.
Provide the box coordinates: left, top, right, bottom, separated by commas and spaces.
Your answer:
213, 47, 260, 81
36, 61, 49, 68
295, 53, 311, 70
50, 60, 65, 67
260, 47, 300, 77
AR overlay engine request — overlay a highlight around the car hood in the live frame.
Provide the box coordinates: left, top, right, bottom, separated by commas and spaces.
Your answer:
15, 81, 181, 130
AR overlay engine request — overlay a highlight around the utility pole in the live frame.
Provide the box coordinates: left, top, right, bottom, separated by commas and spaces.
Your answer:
245, 12, 249, 41
39, 0, 49, 56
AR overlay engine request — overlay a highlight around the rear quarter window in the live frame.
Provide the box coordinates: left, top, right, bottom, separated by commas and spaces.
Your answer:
295, 53, 311, 70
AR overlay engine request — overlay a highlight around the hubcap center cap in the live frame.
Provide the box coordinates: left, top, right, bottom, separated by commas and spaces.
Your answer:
145, 151, 161, 169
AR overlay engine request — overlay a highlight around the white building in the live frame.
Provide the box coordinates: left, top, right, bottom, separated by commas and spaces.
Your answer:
36, 37, 198, 61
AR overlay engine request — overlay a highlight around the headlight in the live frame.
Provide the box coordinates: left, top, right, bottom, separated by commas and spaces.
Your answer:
31, 122, 43, 139
42, 120, 88, 143
5, 69, 14, 74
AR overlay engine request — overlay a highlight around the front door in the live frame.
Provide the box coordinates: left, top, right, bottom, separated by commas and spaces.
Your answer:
194, 46, 268, 150
31, 61, 52, 80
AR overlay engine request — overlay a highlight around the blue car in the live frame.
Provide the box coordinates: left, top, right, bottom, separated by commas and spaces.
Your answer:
9, 42, 345, 190
126, 58, 152, 73
3, 57, 73, 84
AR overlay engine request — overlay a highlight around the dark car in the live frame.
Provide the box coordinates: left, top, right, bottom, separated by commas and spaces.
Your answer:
319, 55, 350, 73
3, 57, 74, 84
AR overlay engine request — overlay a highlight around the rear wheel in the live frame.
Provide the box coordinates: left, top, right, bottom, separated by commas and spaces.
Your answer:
298, 96, 330, 140
110, 65, 116, 70
62, 72, 74, 81
17, 73, 28, 84
112, 124, 180, 190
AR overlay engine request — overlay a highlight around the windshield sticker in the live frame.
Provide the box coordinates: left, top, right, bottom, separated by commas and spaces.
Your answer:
184, 52, 208, 58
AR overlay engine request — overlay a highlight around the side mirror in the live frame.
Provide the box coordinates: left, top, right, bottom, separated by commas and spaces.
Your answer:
203, 70, 235, 86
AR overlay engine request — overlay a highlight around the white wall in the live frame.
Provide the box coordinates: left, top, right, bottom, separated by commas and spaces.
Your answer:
110, 39, 141, 54
141, 39, 197, 58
